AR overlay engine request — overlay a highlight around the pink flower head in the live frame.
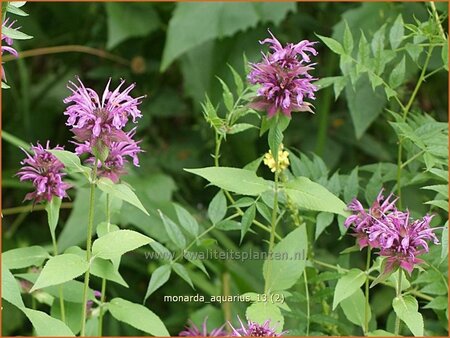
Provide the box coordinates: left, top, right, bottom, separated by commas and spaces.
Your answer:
2, 18, 19, 81
179, 318, 226, 337
64, 78, 144, 147
75, 129, 142, 183
248, 30, 318, 118
344, 189, 399, 249
369, 211, 440, 275
229, 317, 284, 337
17, 142, 71, 203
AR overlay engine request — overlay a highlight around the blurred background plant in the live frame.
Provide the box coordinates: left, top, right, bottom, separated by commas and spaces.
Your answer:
2, 2, 448, 336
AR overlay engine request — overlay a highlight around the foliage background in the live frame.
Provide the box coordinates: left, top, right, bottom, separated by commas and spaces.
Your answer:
2, 2, 448, 336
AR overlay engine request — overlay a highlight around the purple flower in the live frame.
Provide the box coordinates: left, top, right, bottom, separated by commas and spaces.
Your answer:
17, 142, 71, 203
179, 318, 226, 337
75, 129, 142, 183
229, 317, 284, 337
369, 211, 440, 275
63, 78, 143, 147
248, 30, 318, 118
2, 18, 19, 81
344, 189, 399, 249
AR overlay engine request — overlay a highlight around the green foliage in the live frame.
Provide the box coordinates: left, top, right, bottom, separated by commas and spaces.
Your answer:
332, 268, 366, 310
92, 229, 153, 259
392, 295, 424, 336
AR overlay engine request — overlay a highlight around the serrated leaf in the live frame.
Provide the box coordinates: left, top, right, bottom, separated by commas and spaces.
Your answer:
388, 56, 405, 89
217, 77, 234, 111
405, 43, 423, 63
357, 32, 371, 66
228, 64, 244, 95
392, 295, 424, 336
92, 229, 153, 259
332, 268, 366, 309
343, 21, 354, 54
144, 265, 171, 302
389, 14, 404, 49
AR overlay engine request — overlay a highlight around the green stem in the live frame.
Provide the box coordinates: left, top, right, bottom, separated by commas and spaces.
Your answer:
264, 170, 279, 294
394, 271, 403, 335
364, 247, 371, 335
173, 224, 216, 262
80, 159, 98, 337
304, 270, 310, 336
396, 46, 434, 206
430, 2, 446, 40
98, 193, 111, 336
51, 235, 66, 324
2, 202, 73, 216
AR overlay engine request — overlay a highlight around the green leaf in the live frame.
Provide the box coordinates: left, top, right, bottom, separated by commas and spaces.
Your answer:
441, 223, 448, 260
30, 254, 89, 292
228, 64, 244, 96
92, 229, 153, 260
185, 167, 271, 196
2, 246, 50, 270
91, 258, 128, 287
367, 330, 396, 336
315, 212, 334, 240
22, 308, 75, 336
161, 2, 295, 71
144, 265, 171, 302
442, 40, 448, 71
332, 268, 366, 309
228, 123, 256, 135
392, 295, 424, 336
340, 289, 371, 329
105, 3, 160, 49
6, 3, 28, 16
2, 267, 25, 308
364, 165, 383, 205
263, 226, 307, 292
208, 190, 227, 224
2, 26, 32, 40
344, 167, 359, 202
217, 77, 234, 111
405, 43, 423, 63
97, 178, 149, 215
240, 204, 256, 243
107, 297, 170, 336
268, 122, 283, 163
284, 177, 348, 217
357, 32, 371, 67
246, 301, 284, 333
423, 296, 448, 310
388, 56, 406, 89
172, 262, 194, 288
389, 14, 404, 49
45, 197, 62, 243
158, 210, 186, 249
333, 76, 348, 99
371, 24, 386, 61
49, 150, 91, 178
343, 21, 354, 54
317, 34, 345, 55
174, 203, 199, 237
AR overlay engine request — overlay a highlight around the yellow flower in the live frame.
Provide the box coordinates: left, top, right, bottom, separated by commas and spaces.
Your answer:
263, 144, 290, 173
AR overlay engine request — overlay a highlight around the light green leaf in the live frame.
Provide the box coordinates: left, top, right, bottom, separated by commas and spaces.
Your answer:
185, 167, 271, 196
357, 32, 371, 67
389, 14, 404, 49
108, 297, 170, 336
340, 289, 371, 329
174, 203, 199, 237
217, 77, 234, 111
317, 34, 345, 55
240, 204, 256, 243
159, 210, 186, 249
442, 40, 448, 70
441, 222, 448, 260
161, 2, 295, 71
315, 212, 334, 240
392, 295, 424, 336
371, 24, 386, 60
343, 22, 354, 54
30, 254, 89, 292
405, 43, 423, 63
246, 301, 284, 333
91, 257, 128, 287
49, 150, 91, 177
2, 266, 25, 308
144, 265, 171, 302
2, 246, 50, 270
344, 167, 359, 202
106, 3, 160, 49
285, 177, 348, 217
6, 3, 28, 16
268, 122, 283, 163
92, 229, 153, 260
208, 190, 227, 224
263, 226, 307, 292
228, 123, 256, 135
332, 268, 366, 309
2, 26, 32, 40
97, 178, 149, 215
172, 262, 194, 288
228, 64, 244, 96
22, 308, 75, 336
367, 330, 396, 336
388, 56, 406, 89
46, 196, 62, 242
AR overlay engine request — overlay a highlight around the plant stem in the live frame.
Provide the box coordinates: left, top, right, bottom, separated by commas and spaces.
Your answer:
222, 272, 232, 334
364, 247, 371, 335
395, 46, 434, 206
80, 159, 98, 337
98, 193, 111, 336
430, 2, 446, 39
394, 270, 403, 335
51, 235, 66, 324
304, 270, 310, 336
264, 170, 280, 294
2, 202, 73, 216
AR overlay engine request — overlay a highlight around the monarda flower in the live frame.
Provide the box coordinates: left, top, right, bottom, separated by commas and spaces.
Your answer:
63, 78, 143, 149
1, 18, 19, 81
248, 31, 318, 118
179, 318, 226, 337
17, 142, 71, 203
368, 211, 439, 275
75, 129, 142, 183
344, 189, 399, 249
229, 317, 283, 337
